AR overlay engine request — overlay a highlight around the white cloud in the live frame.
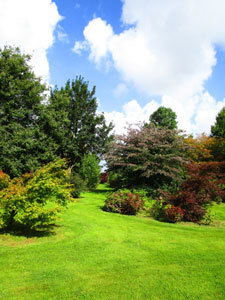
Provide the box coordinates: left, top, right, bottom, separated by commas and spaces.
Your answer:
73, 18, 113, 67
0, 0, 62, 82
105, 95, 225, 135
105, 99, 159, 134
73, 41, 89, 55
56, 25, 69, 43
75, 0, 225, 134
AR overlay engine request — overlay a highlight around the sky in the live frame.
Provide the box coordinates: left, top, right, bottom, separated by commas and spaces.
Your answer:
0, 0, 225, 135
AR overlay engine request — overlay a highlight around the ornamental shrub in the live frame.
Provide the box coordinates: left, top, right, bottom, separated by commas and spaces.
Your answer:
0, 159, 73, 230
0, 170, 10, 191
164, 205, 184, 223
103, 189, 144, 215
100, 172, 109, 184
156, 161, 225, 223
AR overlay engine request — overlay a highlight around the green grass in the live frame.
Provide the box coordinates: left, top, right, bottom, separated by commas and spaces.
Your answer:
0, 184, 225, 300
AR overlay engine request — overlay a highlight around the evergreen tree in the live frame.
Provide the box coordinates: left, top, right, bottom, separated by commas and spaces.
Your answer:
0, 46, 54, 177
211, 107, 225, 138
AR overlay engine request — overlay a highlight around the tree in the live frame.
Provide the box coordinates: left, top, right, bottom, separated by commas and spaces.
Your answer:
184, 133, 214, 162
211, 107, 225, 138
105, 125, 187, 191
45, 77, 113, 169
149, 106, 178, 130
80, 154, 100, 190
210, 107, 225, 161
0, 46, 54, 177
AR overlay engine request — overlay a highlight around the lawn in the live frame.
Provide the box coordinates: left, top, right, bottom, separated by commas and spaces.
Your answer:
0, 185, 225, 300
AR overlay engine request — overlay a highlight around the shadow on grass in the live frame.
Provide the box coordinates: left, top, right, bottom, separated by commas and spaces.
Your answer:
93, 188, 114, 194
0, 224, 58, 238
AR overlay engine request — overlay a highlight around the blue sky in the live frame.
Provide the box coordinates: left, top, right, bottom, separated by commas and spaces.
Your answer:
0, 0, 225, 134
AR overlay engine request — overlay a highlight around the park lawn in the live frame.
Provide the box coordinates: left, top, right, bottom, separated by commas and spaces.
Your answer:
0, 185, 225, 300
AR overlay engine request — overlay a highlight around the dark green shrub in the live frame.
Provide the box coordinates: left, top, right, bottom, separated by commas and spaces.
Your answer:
80, 154, 100, 190
69, 172, 87, 198
108, 170, 126, 189
103, 189, 144, 215
150, 199, 167, 221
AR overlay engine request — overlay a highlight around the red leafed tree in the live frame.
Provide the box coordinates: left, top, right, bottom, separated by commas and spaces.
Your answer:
105, 124, 188, 189
164, 161, 225, 222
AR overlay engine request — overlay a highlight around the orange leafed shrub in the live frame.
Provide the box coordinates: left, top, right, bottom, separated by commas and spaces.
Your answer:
0, 170, 10, 190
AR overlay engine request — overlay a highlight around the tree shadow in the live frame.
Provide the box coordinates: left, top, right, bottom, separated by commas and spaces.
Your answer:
0, 224, 58, 238
94, 188, 114, 194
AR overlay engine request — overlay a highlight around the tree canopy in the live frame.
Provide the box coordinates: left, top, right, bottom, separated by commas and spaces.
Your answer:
149, 106, 178, 130
106, 125, 187, 190
0, 47, 113, 177
0, 46, 54, 177
44, 77, 113, 170
211, 106, 225, 138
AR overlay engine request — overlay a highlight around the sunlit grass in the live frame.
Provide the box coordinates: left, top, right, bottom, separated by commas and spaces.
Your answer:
0, 184, 225, 299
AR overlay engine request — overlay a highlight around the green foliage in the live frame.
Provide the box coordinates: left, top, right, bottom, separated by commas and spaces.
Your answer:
106, 125, 187, 190
211, 106, 225, 138
80, 154, 100, 190
69, 172, 87, 198
0, 46, 55, 177
108, 170, 126, 189
149, 106, 178, 130
45, 77, 114, 169
0, 159, 73, 230
150, 199, 167, 221
0, 47, 113, 178
103, 189, 144, 215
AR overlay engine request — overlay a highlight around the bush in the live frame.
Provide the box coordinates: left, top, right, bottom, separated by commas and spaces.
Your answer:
0, 159, 73, 230
152, 161, 225, 223
100, 172, 109, 184
0, 170, 10, 191
80, 154, 100, 190
150, 199, 167, 221
103, 189, 144, 215
164, 205, 184, 223
69, 172, 87, 198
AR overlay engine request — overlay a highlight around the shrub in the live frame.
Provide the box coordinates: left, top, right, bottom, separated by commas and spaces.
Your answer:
69, 172, 87, 198
156, 161, 225, 223
164, 205, 184, 223
80, 154, 100, 190
0, 159, 73, 230
0, 170, 10, 191
103, 189, 144, 215
100, 172, 109, 184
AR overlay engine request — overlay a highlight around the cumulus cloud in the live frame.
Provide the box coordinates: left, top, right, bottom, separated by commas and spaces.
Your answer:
0, 0, 62, 82
105, 99, 159, 134
73, 18, 113, 66
74, 0, 225, 134
105, 94, 225, 135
